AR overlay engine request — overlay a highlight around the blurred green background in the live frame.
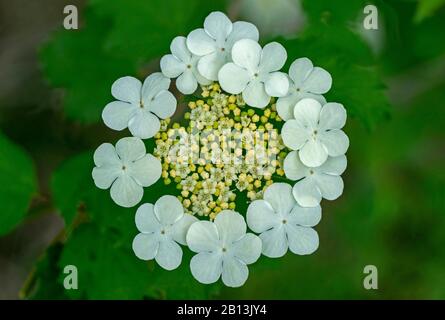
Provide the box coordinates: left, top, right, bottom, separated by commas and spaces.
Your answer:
0, 0, 444, 299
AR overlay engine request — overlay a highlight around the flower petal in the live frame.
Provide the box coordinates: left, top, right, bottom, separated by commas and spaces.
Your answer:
259, 226, 288, 258
286, 224, 319, 255
141, 73, 171, 102
186, 221, 220, 252
283, 151, 308, 181
129, 154, 161, 187
214, 210, 247, 245
260, 42, 287, 72
299, 139, 328, 167
313, 174, 344, 201
197, 51, 226, 81
218, 62, 250, 94
93, 143, 120, 167
135, 203, 161, 233
319, 129, 349, 157
173, 69, 197, 94
170, 36, 191, 63
289, 58, 313, 85
102, 101, 135, 131
110, 175, 143, 207
231, 39, 261, 72
149, 91, 177, 119
301, 67, 332, 94
221, 256, 249, 287
292, 177, 322, 207
226, 21, 259, 48
293, 98, 322, 129
92, 166, 120, 189
171, 213, 198, 245
264, 72, 289, 97
289, 204, 322, 227
276, 93, 297, 121
318, 155, 347, 175
132, 233, 160, 260
190, 252, 222, 284
128, 111, 160, 139
160, 54, 185, 78
263, 183, 296, 215
242, 80, 270, 108
281, 119, 310, 151
155, 239, 182, 270
204, 11, 233, 44
231, 233, 262, 264
154, 195, 183, 225
246, 200, 279, 233
111, 76, 141, 103
319, 102, 347, 130
115, 137, 146, 162
277, 91, 327, 121
187, 28, 216, 56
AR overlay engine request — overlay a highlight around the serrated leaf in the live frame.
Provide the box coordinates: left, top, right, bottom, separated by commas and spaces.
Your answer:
39, 9, 137, 123
0, 132, 36, 235
89, 0, 227, 60
414, 0, 445, 22
40, 0, 227, 123
51, 152, 217, 299
281, 25, 391, 129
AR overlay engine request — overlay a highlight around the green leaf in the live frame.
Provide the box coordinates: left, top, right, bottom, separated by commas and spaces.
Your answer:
414, 0, 445, 22
51, 152, 219, 299
59, 222, 219, 299
0, 132, 36, 235
281, 23, 391, 129
40, 0, 227, 123
89, 0, 227, 60
39, 8, 137, 123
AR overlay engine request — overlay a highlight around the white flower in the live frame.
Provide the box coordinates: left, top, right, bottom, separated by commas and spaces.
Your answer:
160, 36, 212, 94
92, 137, 161, 207
283, 151, 347, 207
132, 196, 198, 270
218, 39, 289, 108
247, 183, 320, 257
186, 210, 262, 287
281, 98, 349, 167
186, 11, 259, 81
277, 58, 332, 120
102, 73, 177, 139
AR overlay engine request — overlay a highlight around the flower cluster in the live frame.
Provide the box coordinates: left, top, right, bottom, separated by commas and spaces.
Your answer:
92, 11, 349, 287
153, 83, 287, 220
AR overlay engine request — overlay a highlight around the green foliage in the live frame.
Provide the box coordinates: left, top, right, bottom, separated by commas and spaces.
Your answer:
39, 9, 135, 123
414, 0, 445, 22
281, 1, 391, 130
40, 0, 226, 123
49, 152, 219, 299
0, 132, 36, 235
26, 0, 445, 300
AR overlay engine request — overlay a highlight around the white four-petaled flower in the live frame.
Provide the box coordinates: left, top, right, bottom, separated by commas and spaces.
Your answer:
277, 57, 332, 120
92, 137, 161, 207
284, 151, 347, 207
281, 98, 349, 167
186, 210, 262, 287
247, 183, 321, 257
102, 73, 177, 139
187, 11, 259, 81
161, 36, 212, 94
132, 196, 198, 270
218, 39, 289, 108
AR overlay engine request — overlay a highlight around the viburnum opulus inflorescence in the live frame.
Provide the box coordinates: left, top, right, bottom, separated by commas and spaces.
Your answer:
92, 11, 349, 288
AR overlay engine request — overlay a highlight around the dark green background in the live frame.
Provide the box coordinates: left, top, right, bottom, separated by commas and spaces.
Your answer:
0, 0, 444, 299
